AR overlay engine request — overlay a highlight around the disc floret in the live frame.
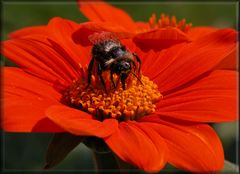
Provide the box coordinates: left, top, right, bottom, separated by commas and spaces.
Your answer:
63, 70, 162, 121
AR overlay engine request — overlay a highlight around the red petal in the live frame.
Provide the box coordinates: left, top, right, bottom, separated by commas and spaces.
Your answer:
133, 27, 191, 51
104, 121, 168, 172
5, 17, 90, 70
3, 68, 63, 132
2, 38, 78, 86
1, 19, 90, 88
141, 118, 224, 172
78, 0, 136, 31
135, 21, 150, 30
46, 17, 91, 66
46, 105, 118, 138
149, 28, 236, 93
4, 68, 61, 100
155, 70, 237, 122
141, 43, 184, 76
9, 26, 49, 38
187, 26, 217, 40
214, 50, 237, 70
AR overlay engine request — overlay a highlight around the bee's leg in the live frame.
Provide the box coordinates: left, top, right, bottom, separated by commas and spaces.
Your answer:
133, 52, 141, 75
85, 58, 95, 89
116, 75, 121, 88
110, 70, 116, 89
131, 60, 137, 73
97, 64, 107, 92
120, 73, 128, 90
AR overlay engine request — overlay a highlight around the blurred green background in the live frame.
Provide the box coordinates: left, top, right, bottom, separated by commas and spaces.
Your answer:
1, 0, 238, 173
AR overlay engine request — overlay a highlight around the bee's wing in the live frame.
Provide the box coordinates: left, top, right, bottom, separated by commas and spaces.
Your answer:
88, 31, 120, 44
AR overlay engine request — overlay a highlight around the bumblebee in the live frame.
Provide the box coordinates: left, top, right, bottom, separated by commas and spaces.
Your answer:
86, 32, 142, 91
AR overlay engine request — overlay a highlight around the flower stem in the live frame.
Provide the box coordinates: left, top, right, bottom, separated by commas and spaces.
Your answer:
93, 151, 121, 174
114, 155, 139, 174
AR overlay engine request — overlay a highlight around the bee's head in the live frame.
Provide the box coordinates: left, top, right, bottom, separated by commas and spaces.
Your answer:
114, 60, 131, 75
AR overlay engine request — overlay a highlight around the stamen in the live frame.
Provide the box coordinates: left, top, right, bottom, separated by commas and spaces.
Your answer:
63, 70, 162, 121
149, 14, 157, 29
149, 13, 192, 33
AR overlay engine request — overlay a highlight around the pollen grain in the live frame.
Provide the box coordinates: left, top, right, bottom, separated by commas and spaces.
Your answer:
63, 75, 162, 121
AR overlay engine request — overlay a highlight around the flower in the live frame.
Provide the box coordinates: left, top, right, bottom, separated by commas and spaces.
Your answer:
74, 0, 237, 70
8, 0, 236, 71
76, 1, 189, 48
75, 0, 220, 51
2, 2, 238, 173
7, 0, 214, 52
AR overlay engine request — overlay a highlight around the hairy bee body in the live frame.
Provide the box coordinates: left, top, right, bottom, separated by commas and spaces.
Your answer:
86, 32, 141, 91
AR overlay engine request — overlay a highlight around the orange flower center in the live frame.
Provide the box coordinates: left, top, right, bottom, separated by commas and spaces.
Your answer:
62, 64, 162, 121
148, 13, 192, 32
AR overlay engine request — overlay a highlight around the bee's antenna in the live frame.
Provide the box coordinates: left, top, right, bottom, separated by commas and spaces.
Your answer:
129, 71, 143, 85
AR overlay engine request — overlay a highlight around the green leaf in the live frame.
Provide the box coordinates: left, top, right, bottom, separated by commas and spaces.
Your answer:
44, 133, 83, 169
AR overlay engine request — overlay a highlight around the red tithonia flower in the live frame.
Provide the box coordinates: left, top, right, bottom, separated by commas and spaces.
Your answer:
75, 0, 237, 70
2, 16, 237, 173
75, 0, 222, 51
8, 0, 237, 71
